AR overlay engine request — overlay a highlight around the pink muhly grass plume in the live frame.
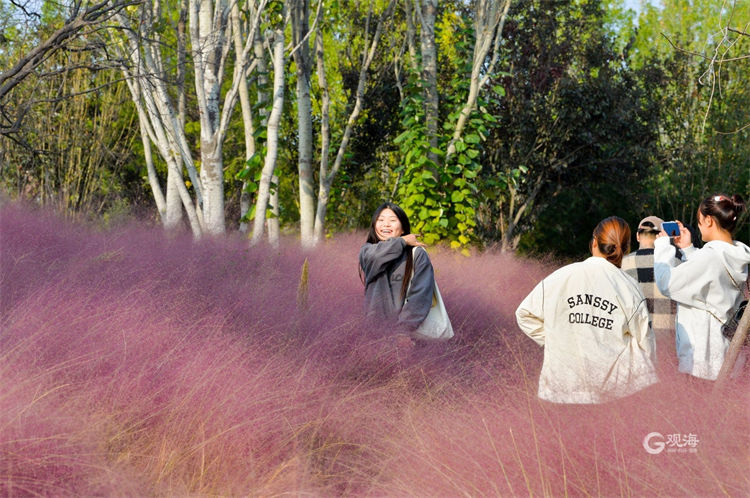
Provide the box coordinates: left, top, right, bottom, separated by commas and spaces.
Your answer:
1, 203, 748, 495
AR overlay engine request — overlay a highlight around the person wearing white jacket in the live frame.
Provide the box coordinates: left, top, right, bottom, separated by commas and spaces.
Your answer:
654, 194, 750, 381
516, 217, 658, 404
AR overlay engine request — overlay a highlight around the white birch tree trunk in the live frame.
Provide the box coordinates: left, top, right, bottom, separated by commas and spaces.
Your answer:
115, 6, 202, 237
232, 3, 256, 234
252, 23, 280, 245
117, 0, 265, 237
251, 19, 286, 245
189, 0, 229, 234
135, 105, 166, 222
189, 0, 266, 235
312, 28, 330, 243
115, 3, 203, 236
292, 0, 315, 249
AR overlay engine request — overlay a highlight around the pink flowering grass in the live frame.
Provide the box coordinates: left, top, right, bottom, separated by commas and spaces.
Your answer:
1, 203, 748, 496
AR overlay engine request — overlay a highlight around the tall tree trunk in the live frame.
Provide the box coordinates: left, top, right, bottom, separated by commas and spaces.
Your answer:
253, 23, 280, 245
130, 86, 196, 232
189, 0, 230, 235
189, 0, 266, 235
135, 106, 166, 222
251, 21, 286, 245
116, 5, 204, 236
292, 0, 315, 249
313, 28, 330, 243
113, 0, 203, 237
232, 2, 255, 234
416, 0, 439, 166
177, 0, 188, 127
165, 170, 184, 228
404, 0, 418, 71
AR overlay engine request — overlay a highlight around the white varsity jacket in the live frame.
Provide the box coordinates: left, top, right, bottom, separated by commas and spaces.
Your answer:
516, 256, 658, 404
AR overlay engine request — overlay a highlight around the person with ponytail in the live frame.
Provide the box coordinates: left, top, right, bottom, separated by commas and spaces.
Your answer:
654, 194, 750, 381
359, 203, 436, 334
516, 216, 658, 403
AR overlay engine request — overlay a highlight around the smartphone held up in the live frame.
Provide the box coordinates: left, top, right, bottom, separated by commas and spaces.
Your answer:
662, 221, 680, 237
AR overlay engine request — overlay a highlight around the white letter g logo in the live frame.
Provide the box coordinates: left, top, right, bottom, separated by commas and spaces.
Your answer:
643, 432, 665, 454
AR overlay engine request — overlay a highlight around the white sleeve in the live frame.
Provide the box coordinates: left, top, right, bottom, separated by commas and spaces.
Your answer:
630, 298, 655, 358
653, 238, 707, 306
515, 279, 546, 346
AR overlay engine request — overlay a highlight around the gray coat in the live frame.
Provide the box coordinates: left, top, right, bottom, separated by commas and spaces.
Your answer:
359, 237, 435, 330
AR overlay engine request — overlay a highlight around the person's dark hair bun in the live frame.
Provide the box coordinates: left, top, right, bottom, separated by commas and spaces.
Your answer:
592, 216, 631, 268
699, 194, 745, 234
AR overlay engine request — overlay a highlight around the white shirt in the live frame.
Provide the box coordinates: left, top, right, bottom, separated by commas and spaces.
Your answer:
516, 257, 658, 403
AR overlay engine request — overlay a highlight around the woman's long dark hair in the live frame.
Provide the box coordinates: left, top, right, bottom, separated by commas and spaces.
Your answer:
363, 202, 414, 302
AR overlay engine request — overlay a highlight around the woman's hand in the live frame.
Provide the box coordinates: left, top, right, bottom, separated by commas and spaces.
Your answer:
401, 233, 426, 247
657, 220, 692, 248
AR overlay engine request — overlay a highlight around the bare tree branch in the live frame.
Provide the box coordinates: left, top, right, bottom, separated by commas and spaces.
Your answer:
0, 0, 141, 135
661, 17, 750, 136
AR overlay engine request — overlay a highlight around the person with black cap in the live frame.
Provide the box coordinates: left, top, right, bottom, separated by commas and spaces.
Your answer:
621, 216, 678, 368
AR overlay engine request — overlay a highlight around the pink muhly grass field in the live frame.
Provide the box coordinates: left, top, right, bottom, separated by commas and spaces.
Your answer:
1, 203, 748, 496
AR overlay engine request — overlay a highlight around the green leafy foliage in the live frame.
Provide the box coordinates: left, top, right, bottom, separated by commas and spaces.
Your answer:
394, 20, 498, 253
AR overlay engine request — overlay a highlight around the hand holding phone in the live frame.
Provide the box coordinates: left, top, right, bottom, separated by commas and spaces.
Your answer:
661, 221, 680, 237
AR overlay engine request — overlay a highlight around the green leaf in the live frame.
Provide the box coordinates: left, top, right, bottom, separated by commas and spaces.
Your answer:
394, 130, 411, 144
492, 85, 506, 97
424, 233, 440, 245
451, 190, 465, 203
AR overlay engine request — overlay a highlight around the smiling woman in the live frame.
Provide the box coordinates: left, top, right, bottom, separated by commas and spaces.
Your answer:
358, 202, 435, 335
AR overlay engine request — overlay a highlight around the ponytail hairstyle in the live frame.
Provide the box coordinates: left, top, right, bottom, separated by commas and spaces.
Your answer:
363, 202, 414, 301
698, 193, 746, 234
591, 216, 631, 268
